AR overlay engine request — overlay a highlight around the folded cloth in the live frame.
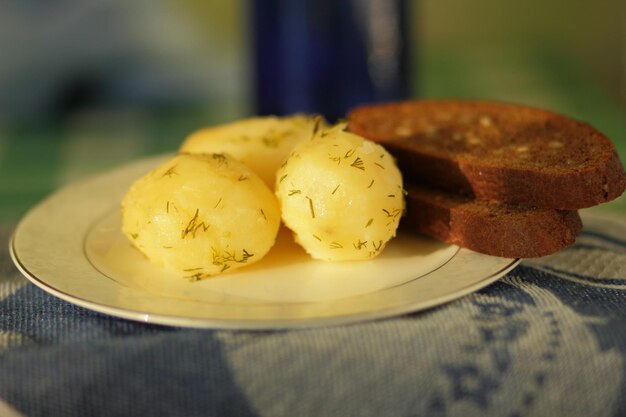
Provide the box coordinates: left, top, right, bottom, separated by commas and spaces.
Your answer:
0, 211, 625, 417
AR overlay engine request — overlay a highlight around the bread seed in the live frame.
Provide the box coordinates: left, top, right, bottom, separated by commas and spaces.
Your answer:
479, 116, 493, 127
394, 126, 412, 137
548, 141, 564, 148
466, 133, 482, 145
516, 146, 529, 153
424, 125, 438, 138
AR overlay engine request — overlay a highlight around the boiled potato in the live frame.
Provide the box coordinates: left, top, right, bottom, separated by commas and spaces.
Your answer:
181, 115, 324, 188
122, 153, 280, 279
276, 125, 405, 261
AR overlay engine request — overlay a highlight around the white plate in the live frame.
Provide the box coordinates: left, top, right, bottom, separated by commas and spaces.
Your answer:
10, 155, 519, 329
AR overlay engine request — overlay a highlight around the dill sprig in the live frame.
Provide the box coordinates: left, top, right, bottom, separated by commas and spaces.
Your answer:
353, 240, 368, 250
161, 165, 178, 178
351, 157, 365, 170
212, 153, 228, 166
382, 208, 402, 219
312, 115, 322, 135
306, 196, 316, 218
211, 247, 255, 271
344, 148, 356, 158
181, 209, 210, 239
328, 154, 342, 165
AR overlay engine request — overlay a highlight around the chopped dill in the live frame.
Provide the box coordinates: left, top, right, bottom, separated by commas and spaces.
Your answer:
382, 208, 402, 219
351, 157, 365, 170
366, 218, 373, 228
331, 184, 340, 195
167, 201, 179, 213
214, 197, 222, 209
240, 249, 254, 263
262, 136, 279, 148
186, 272, 204, 282
211, 247, 255, 271
181, 209, 210, 239
313, 234, 322, 241
367, 179, 375, 188
238, 175, 248, 181
212, 153, 228, 166
353, 240, 368, 250
329, 242, 343, 249
373, 240, 384, 251
260, 209, 267, 220
306, 196, 316, 218
387, 194, 395, 198
328, 154, 342, 165
312, 116, 322, 134
374, 162, 385, 169
161, 165, 178, 178
344, 148, 356, 158
130, 233, 139, 240
279, 174, 288, 183
184, 267, 204, 272
288, 189, 302, 196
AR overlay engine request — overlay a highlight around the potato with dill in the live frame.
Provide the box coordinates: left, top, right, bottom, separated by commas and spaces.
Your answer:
121, 153, 280, 279
180, 115, 324, 188
276, 125, 405, 261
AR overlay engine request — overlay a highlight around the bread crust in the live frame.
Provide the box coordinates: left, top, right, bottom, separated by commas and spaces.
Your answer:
348, 100, 626, 209
402, 184, 583, 258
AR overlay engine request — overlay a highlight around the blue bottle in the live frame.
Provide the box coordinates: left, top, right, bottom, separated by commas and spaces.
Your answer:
250, 0, 412, 121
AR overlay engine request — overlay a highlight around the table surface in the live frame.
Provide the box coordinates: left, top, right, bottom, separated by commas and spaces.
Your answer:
1, 49, 626, 417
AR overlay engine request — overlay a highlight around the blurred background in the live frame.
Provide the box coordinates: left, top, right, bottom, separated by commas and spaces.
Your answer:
1, 0, 625, 222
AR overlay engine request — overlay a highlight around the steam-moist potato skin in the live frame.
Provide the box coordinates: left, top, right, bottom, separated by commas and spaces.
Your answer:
121, 153, 280, 278
180, 115, 323, 188
276, 127, 405, 261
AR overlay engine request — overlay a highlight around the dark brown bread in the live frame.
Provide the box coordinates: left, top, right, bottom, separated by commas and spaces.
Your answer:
402, 183, 583, 258
348, 100, 626, 209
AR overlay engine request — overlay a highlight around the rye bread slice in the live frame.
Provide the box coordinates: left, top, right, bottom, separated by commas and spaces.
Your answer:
348, 100, 626, 209
402, 183, 582, 258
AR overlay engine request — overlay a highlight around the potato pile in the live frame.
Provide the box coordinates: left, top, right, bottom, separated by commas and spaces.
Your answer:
121, 116, 405, 279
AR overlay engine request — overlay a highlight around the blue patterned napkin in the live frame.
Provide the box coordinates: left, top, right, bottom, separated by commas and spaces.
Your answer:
1, 211, 625, 417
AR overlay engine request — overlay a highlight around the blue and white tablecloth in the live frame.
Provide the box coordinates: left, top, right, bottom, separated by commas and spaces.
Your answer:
0, 210, 625, 417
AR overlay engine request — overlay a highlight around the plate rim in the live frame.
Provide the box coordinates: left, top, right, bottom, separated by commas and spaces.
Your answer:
9, 236, 519, 329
